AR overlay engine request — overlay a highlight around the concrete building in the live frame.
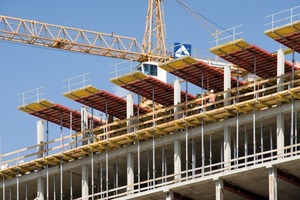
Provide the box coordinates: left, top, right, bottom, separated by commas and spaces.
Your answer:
0, 5, 300, 200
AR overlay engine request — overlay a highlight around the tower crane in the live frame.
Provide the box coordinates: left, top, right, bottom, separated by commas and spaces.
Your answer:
0, 0, 167, 77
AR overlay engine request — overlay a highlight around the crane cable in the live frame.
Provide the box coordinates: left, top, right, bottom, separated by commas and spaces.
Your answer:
175, 0, 228, 39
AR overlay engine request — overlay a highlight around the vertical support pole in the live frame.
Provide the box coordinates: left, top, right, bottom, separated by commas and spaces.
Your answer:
127, 153, 134, 193
192, 138, 196, 177
82, 165, 89, 200
214, 178, 224, 200
37, 177, 45, 200
224, 127, 231, 170
2, 176, 5, 200
70, 171, 73, 200
268, 166, 277, 200
174, 80, 181, 181
244, 125, 248, 165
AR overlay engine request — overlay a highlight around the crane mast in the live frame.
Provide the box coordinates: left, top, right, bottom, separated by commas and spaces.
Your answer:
142, 0, 167, 61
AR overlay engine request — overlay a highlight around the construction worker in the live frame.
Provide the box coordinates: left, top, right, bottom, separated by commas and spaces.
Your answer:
208, 89, 216, 110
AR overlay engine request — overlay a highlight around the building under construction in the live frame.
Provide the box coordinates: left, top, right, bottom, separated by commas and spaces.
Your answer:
0, 2, 300, 200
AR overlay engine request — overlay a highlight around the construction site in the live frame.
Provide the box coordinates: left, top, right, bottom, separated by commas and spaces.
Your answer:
0, 1, 300, 200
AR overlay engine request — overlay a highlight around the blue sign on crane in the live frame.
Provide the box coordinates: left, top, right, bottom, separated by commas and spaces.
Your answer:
173, 43, 192, 58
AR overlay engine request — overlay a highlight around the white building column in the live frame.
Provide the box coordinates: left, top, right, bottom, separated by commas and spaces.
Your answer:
277, 112, 285, 157
127, 152, 134, 193
81, 106, 88, 145
37, 177, 44, 200
127, 94, 134, 132
215, 178, 224, 200
82, 165, 89, 200
37, 120, 45, 200
277, 49, 285, 92
174, 80, 182, 180
224, 127, 231, 169
223, 65, 231, 106
268, 166, 277, 200
166, 191, 174, 200
277, 49, 285, 157
126, 94, 135, 193
223, 65, 232, 170
37, 120, 44, 158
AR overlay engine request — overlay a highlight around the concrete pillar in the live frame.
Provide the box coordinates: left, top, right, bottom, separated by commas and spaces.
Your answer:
127, 94, 134, 133
127, 152, 134, 193
174, 79, 182, 181
166, 191, 174, 200
224, 65, 231, 106
224, 126, 231, 169
37, 177, 44, 200
215, 178, 224, 200
81, 107, 88, 145
82, 165, 89, 200
174, 79, 181, 117
268, 167, 277, 200
174, 140, 181, 180
277, 49, 285, 92
277, 112, 285, 157
37, 120, 44, 158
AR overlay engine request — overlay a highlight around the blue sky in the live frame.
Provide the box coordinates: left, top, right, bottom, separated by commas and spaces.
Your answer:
0, 0, 299, 154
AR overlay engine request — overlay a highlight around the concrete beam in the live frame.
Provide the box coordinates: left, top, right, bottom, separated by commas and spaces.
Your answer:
223, 180, 268, 200
277, 169, 300, 188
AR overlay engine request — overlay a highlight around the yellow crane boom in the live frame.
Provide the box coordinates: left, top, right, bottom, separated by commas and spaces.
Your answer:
0, 15, 166, 62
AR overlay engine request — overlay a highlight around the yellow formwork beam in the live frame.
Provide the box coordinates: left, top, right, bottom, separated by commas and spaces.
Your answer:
265, 20, 300, 39
159, 55, 198, 72
18, 99, 54, 113
210, 38, 251, 56
110, 71, 147, 86
63, 85, 99, 100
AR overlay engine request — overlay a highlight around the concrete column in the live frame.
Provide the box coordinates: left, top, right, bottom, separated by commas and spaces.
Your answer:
174, 140, 181, 180
277, 49, 285, 92
224, 126, 231, 169
127, 94, 134, 133
174, 79, 181, 118
277, 112, 285, 157
127, 152, 134, 193
82, 165, 89, 200
174, 79, 182, 181
37, 120, 44, 159
268, 167, 277, 200
37, 177, 44, 200
224, 65, 231, 106
81, 107, 88, 145
166, 191, 174, 200
215, 178, 224, 200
